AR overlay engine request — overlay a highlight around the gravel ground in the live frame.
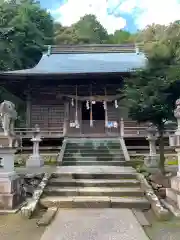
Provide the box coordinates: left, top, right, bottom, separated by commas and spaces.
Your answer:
0, 212, 45, 240
144, 211, 180, 240
1, 210, 180, 240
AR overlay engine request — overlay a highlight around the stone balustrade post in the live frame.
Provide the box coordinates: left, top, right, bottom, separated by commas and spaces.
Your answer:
120, 118, 124, 137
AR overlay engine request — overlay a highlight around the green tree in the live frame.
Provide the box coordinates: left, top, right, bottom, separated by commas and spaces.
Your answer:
73, 14, 109, 43
124, 69, 174, 174
0, 0, 54, 70
110, 30, 131, 44
54, 14, 110, 44
124, 22, 180, 174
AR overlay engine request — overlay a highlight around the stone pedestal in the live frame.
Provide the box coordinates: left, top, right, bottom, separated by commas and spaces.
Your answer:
166, 176, 180, 209
0, 134, 11, 147
0, 134, 19, 148
144, 155, 159, 168
26, 137, 44, 167
0, 148, 24, 210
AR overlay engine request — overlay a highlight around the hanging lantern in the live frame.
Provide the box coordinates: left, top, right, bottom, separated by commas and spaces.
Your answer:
103, 101, 107, 110
90, 119, 93, 127
115, 100, 118, 108
75, 122, 80, 128
113, 121, 118, 128
86, 100, 90, 109
71, 98, 74, 106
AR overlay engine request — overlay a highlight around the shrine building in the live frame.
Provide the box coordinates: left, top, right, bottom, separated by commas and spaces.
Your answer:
0, 44, 147, 140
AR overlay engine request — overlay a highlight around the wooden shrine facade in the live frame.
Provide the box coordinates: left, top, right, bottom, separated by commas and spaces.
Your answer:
0, 44, 148, 138
25, 77, 129, 137
0, 72, 148, 138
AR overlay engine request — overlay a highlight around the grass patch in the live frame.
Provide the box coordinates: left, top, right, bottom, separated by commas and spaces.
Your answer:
14, 154, 58, 167
167, 160, 178, 165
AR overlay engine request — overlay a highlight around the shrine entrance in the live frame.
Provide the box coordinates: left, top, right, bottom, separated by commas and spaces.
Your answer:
81, 101, 105, 135
92, 102, 105, 121
81, 101, 90, 121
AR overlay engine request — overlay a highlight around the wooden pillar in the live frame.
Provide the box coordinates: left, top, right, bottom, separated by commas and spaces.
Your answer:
26, 91, 31, 128
63, 101, 69, 136
104, 87, 108, 127
90, 84, 93, 127
75, 85, 78, 126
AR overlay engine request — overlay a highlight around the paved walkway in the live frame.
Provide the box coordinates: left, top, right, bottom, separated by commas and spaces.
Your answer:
40, 209, 149, 240
54, 165, 137, 173
15, 165, 137, 175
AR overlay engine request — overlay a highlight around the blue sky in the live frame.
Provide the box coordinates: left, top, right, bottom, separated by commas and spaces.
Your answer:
40, 0, 180, 34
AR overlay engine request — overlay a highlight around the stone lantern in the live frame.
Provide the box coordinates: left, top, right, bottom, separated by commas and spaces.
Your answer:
164, 120, 177, 148
173, 99, 180, 176
144, 123, 159, 167
166, 99, 180, 209
26, 124, 44, 167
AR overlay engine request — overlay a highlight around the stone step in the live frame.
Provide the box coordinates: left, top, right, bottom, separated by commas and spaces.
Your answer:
63, 155, 124, 159
66, 141, 120, 144
64, 152, 124, 155
48, 178, 140, 187
40, 196, 150, 209
63, 156, 125, 161
65, 147, 122, 151
64, 151, 124, 155
44, 186, 144, 197
66, 143, 122, 146
64, 155, 124, 158
66, 142, 121, 145
62, 161, 125, 166
52, 172, 137, 179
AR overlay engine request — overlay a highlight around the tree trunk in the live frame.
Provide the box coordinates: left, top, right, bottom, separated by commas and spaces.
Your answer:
158, 130, 165, 175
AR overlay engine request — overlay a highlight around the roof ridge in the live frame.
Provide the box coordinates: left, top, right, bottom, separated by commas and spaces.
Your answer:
47, 44, 138, 54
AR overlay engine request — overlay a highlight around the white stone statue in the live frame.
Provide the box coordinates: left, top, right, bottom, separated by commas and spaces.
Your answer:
0, 100, 17, 136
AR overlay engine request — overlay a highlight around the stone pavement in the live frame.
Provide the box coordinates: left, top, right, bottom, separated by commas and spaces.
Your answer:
40, 209, 149, 240
15, 165, 136, 175
54, 165, 137, 174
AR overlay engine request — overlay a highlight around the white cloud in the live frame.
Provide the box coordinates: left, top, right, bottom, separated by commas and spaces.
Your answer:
49, 0, 126, 34
117, 0, 180, 29
118, 0, 137, 13
49, 0, 180, 33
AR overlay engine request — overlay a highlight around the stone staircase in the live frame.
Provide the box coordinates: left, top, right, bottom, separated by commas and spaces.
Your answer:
62, 138, 126, 166
40, 168, 150, 209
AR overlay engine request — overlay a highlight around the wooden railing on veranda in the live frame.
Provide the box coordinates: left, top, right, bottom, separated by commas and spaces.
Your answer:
14, 127, 64, 138
13, 120, 174, 138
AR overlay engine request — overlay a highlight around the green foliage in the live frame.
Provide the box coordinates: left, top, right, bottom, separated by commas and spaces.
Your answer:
125, 20, 180, 128
73, 15, 109, 44
54, 14, 109, 44
124, 69, 173, 127
0, 0, 54, 124
54, 14, 135, 45
109, 30, 136, 44
124, 21, 180, 174
14, 154, 58, 166
0, 0, 53, 71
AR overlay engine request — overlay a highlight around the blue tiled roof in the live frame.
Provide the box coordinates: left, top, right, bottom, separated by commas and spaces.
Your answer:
3, 52, 147, 75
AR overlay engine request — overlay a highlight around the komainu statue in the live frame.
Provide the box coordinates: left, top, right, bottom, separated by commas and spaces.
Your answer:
0, 100, 17, 136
